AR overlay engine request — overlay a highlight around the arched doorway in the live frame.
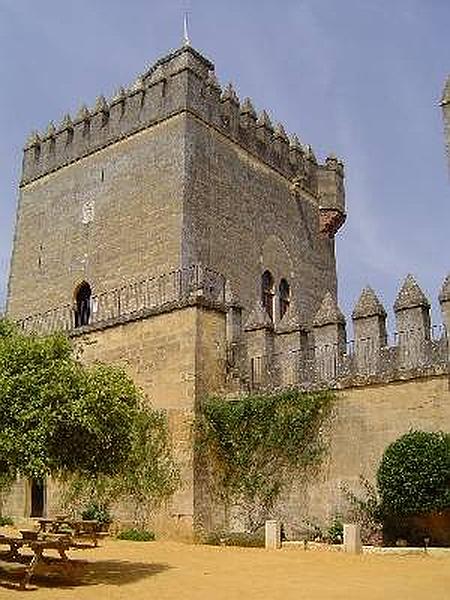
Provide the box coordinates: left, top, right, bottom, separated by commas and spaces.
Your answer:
74, 281, 92, 327
30, 479, 45, 517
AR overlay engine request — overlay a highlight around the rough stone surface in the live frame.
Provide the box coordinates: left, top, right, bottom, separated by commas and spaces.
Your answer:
275, 302, 302, 334
352, 286, 386, 320
343, 524, 362, 554
243, 302, 274, 331
265, 520, 281, 550
394, 275, 430, 312
313, 292, 345, 327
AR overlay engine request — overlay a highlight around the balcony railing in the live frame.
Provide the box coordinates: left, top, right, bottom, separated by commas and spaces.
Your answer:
18, 265, 226, 335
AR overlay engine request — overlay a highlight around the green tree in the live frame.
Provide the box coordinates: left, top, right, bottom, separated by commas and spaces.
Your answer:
377, 430, 450, 518
0, 319, 179, 524
0, 320, 138, 480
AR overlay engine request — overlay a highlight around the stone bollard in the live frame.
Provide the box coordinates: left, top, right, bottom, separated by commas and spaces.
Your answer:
265, 519, 281, 549
343, 523, 362, 554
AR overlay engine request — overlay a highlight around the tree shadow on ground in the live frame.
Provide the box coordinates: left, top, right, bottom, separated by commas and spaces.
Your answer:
0, 557, 172, 591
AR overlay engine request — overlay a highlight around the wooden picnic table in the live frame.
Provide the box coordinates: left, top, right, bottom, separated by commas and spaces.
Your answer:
0, 533, 74, 588
0, 521, 108, 588
37, 518, 104, 546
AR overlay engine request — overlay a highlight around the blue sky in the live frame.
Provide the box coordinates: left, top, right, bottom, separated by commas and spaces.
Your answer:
0, 0, 449, 333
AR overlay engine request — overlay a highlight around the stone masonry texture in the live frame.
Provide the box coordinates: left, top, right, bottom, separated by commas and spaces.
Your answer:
3, 45, 449, 539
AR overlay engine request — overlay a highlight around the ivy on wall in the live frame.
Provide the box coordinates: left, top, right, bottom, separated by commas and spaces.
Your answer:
197, 389, 334, 531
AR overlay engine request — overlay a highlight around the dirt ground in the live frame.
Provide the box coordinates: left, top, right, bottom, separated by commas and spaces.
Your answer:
0, 539, 449, 599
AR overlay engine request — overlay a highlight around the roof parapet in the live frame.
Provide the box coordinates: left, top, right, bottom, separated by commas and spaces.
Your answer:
20, 44, 345, 207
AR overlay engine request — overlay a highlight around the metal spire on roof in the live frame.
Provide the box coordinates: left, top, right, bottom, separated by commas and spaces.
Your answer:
183, 11, 191, 46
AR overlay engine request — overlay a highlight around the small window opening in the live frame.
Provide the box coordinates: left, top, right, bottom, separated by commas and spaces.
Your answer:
37, 243, 43, 270
101, 168, 105, 182
74, 281, 92, 327
279, 278, 290, 320
261, 270, 275, 321
66, 128, 74, 147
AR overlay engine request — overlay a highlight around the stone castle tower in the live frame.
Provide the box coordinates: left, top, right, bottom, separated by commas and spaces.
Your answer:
5, 43, 346, 528
8, 44, 345, 327
7, 45, 448, 539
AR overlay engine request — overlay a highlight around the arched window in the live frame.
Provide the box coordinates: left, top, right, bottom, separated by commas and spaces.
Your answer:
74, 281, 92, 327
279, 278, 290, 319
261, 270, 275, 321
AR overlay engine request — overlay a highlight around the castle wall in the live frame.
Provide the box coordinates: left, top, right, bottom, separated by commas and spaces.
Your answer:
280, 375, 450, 533
1, 303, 227, 535
182, 114, 337, 325
77, 304, 226, 526
197, 374, 450, 536
8, 115, 187, 319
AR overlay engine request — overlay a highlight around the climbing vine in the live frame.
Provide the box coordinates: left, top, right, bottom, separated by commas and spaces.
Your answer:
197, 389, 334, 531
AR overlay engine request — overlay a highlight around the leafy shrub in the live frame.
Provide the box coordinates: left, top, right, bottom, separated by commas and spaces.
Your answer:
377, 430, 450, 518
326, 517, 343, 544
81, 503, 112, 526
0, 516, 14, 526
116, 528, 155, 542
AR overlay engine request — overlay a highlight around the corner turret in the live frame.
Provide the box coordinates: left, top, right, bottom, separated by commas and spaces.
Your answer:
317, 154, 346, 237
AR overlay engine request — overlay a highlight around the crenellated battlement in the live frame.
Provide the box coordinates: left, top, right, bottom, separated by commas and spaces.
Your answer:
240, 273, 450, 391
21, 44, 345, 232
12, 268, 450, 394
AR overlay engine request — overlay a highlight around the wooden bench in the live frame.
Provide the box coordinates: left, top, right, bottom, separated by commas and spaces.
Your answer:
0, 534, 27, 561
0, 534, 75, 588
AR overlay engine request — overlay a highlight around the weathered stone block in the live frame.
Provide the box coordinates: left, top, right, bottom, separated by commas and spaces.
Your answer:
265, 519, 281, 550
343, 523, 362, 554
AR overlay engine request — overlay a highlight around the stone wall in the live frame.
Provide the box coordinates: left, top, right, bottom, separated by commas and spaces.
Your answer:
280, 374, 450, 535
8, 116, 187, 319
2, 301, 227, 536
76, 302, 227, 531
198, 273, 450, 536
182, 113, 338, 324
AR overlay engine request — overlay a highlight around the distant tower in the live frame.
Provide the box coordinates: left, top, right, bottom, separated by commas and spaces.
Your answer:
441, 76, 450, 174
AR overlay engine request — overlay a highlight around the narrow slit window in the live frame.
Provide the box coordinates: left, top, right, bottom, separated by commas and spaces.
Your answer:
261, 270, 275, 321
279, 278, 290, 319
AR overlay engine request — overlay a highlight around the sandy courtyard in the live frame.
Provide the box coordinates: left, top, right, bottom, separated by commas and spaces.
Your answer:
0, 539, 449, 599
